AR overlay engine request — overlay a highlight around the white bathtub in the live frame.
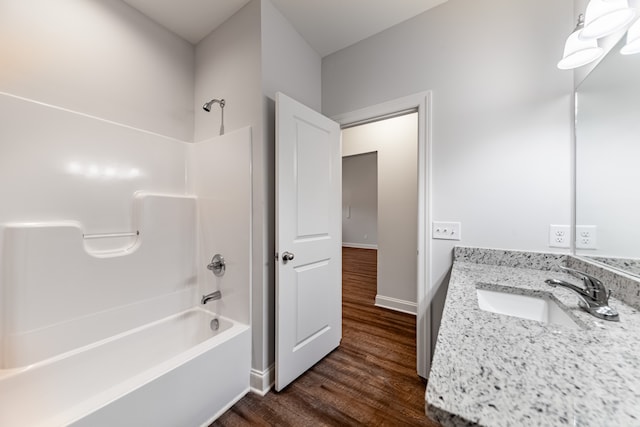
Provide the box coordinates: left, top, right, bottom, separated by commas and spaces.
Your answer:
0, 308, 250, 427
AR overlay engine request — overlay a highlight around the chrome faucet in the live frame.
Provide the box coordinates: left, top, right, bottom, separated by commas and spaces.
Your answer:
545, 266, 619, 321
201, 290, 222, 305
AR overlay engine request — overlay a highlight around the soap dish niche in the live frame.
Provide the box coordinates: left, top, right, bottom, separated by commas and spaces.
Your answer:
83, 230, 140, 255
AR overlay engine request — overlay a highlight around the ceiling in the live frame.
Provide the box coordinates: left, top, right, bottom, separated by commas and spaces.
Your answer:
121, 0, 448, 57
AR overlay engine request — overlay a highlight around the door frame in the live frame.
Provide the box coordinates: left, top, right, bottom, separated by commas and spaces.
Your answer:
331, 91, 433, 378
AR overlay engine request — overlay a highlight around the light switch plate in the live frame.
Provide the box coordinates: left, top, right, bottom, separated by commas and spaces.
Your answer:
433, 221, 461, 240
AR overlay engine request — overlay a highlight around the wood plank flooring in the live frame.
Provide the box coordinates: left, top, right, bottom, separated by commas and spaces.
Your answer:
213, 247, 440, 426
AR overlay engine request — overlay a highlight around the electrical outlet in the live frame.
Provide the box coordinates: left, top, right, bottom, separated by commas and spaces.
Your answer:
433, 221, 461, 241
576, 225, 597, 250
549, 225, 570, 248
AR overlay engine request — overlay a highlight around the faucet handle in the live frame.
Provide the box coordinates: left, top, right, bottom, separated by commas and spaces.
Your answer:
559, 265, 610, 303
559, 265, 603, 289
207, 254, 226, 277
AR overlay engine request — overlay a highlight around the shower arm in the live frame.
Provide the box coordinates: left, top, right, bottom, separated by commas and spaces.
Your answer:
202, 98, 225, 136
220, 104, 224, 136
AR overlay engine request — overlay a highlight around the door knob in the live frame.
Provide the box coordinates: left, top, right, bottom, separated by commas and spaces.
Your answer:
282, 251, 295, 263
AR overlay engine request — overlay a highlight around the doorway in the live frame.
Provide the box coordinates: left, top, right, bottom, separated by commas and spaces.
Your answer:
332, 91, 432, 378
342, 152, 378, 251
341, 112, 418, 316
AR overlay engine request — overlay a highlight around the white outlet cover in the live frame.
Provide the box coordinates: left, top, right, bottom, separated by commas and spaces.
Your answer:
433, 221, 461, 241
549, 225, 570, 249
576, 225, 597, 250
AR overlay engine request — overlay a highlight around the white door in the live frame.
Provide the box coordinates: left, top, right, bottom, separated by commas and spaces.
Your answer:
275, 92, 342, 391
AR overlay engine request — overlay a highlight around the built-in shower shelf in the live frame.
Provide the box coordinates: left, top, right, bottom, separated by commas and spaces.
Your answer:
82, 230, 141, 253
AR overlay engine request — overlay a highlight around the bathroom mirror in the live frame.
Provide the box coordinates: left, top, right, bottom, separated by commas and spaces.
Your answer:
575, 35, 640, 277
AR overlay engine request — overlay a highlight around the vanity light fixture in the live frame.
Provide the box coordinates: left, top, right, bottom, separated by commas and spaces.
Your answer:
579, 0, 636, 40
558, 14, 604, 70
620, 18, 640, 54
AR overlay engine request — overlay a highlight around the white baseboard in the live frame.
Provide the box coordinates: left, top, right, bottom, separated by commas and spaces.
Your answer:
250, 365, 274, 396
375, 295, 417, 315
342, 242, 378, 250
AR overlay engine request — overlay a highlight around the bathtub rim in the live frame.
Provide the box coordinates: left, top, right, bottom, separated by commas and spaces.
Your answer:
0, 306, 247, 380
61, 314, 250, 427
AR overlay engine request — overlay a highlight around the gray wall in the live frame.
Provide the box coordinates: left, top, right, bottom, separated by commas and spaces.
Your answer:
262, 0, 322, 111
322, 0, 574, 369
342, 152, 378, 248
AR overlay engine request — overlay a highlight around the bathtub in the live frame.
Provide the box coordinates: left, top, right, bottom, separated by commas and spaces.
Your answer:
0, 308, 250, 427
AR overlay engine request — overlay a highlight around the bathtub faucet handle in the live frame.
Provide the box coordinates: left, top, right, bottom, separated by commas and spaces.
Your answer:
207, 254, 225, 277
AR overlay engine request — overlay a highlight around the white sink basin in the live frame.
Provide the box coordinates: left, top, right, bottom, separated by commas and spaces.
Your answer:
476, 287, 579, 329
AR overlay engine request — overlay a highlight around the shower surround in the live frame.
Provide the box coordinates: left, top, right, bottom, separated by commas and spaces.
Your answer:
0, 92, 252, 426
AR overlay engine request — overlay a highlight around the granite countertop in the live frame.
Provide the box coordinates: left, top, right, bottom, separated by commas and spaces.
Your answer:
425, 248, 640, 427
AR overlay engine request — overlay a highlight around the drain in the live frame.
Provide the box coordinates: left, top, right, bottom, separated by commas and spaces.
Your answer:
210, 318, 220, 331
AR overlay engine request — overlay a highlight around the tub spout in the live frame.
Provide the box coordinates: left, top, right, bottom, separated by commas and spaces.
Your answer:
201, 290, 222, 305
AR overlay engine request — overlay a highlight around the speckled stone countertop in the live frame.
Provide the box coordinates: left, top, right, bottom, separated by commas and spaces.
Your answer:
426, 247, 640, 427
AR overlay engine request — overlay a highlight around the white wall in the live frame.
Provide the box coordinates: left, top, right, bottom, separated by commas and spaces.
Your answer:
249, 0, 322, 392
193, 1, 266, 381
323, 0, 574, 366
342, 114, 418, 309
342, 152, 378, 248
0, 0, 195, 141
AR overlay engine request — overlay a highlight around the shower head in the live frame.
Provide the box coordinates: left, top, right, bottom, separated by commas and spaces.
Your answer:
203, 98, 225, 112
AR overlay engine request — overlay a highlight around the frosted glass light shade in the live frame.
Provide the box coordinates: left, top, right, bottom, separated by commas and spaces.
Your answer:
580, 0, 636, 40
558, 30, 604, 69
621, 18, 640, 55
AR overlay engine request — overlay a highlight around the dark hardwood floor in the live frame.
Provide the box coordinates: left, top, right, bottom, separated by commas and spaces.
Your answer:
213, 247, 439, 426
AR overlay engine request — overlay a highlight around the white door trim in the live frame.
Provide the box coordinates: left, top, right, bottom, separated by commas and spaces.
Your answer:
331, 91, 433, 378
